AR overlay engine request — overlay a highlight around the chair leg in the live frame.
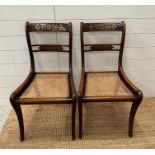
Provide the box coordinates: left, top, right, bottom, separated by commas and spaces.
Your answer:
11, 103, 24, 141
129, 98, 142, 137
78, 97, 83, 139
72, 99, 76, 140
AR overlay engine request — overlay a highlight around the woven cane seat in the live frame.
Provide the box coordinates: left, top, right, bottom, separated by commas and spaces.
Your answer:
85, 72, 133, 98
20, 73, 69, 99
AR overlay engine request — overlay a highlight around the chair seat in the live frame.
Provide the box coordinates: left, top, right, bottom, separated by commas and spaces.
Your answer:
85, 72, 134, 98
20, 73, 70, 99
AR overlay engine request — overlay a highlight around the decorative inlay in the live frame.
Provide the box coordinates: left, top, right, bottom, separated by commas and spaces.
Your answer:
30, 23, 67, 31
32, 46, 40, 51
84, 44, 121, 51
84, 23, 123, 31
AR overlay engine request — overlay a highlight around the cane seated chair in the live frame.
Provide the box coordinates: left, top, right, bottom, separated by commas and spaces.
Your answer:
10, 22, 76, 141
78, 22, 143, 138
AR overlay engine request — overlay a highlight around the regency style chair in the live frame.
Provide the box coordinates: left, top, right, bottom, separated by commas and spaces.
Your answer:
78, 21, 143, 138
10, 22, 76, 141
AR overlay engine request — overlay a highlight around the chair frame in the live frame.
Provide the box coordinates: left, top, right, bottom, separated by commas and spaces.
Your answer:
78, 21, 143, 138
10, 22, 77, 141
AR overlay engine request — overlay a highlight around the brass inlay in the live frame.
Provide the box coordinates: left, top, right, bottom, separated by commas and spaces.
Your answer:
88, 23, 120, 31
33, 24, 66, 31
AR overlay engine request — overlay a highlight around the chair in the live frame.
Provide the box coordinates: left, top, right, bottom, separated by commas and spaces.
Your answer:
10, 22, 76, 141
78, 21, 143, 138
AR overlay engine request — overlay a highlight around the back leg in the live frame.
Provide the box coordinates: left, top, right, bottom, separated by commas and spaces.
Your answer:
78, 97, 83, 139
72, 98, 76, 140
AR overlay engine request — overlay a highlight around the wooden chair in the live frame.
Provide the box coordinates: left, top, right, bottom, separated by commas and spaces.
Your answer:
10, 22, 77, 141
78, 21, 143, 138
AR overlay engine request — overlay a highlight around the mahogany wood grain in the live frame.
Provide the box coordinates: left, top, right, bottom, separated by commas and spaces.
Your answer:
78, 21, 143, 139
10, 22, 76, 141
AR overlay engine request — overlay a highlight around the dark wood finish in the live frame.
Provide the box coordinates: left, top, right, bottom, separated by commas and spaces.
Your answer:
10, 22, 77, 141
32, 44, 69, 52
82, 23, 123, 31
10, 103, 24, 141
84, 44, 120, 52
78, 21, 143, 139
